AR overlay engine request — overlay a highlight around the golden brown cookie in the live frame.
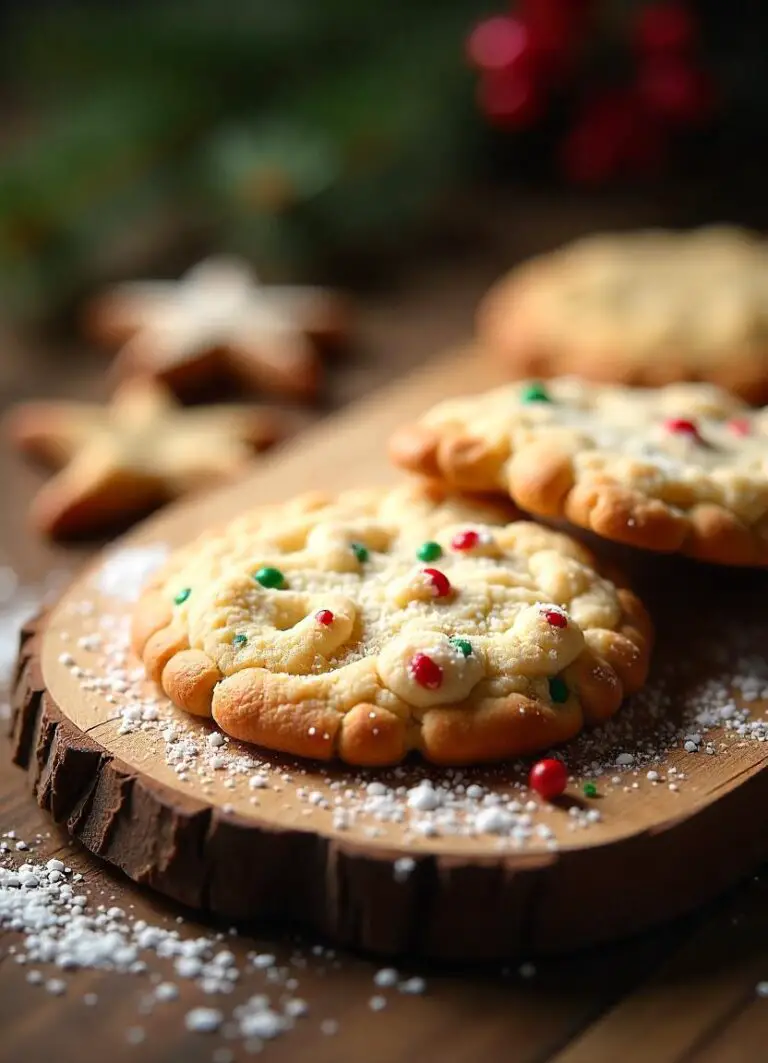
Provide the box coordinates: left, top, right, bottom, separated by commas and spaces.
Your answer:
478, 227, 768, 402
131, 483, 652, 766
85, 256, 349, 401
389, 378, 768, 566
5, 379, 282, 538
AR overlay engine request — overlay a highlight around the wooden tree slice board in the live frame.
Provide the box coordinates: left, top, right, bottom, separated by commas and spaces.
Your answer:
11, 348, 768, 960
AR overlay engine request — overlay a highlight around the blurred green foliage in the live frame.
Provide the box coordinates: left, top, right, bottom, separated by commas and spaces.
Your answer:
0, 0, 486, 319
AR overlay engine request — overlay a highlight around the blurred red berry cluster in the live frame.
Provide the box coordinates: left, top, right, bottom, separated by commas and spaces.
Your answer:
466, 1, 715, 184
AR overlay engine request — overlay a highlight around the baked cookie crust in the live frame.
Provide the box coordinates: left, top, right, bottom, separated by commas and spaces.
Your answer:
131, 484, 652, 766
478, 227, 768, 403
389, 379, 768, 566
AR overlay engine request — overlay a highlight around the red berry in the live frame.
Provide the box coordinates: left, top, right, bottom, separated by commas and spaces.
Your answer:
478, 69, 543, 129
423, 568, 452, 598
520, 0, 589, 68
529, 758, 568, 800
466, 15, 532, 75
664, 417, 699, 438
451, 529, 480, 551
542, 608, 568, 629
560, 91, 641, 184
409, 652, 443, 690
639, 59, 714, 124
728, 418, 751, 437
315, 609, 335, 626
635, 3, 696, 55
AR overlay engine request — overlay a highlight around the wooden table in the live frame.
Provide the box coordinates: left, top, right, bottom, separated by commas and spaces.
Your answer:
3, 193, 768, 1063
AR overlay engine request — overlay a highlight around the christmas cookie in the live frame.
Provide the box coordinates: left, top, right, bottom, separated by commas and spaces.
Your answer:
389, 378, 768, 565
5, 379, 282, 538
131, 483, 652, 766
86, 256, 349, 401
478, 227, 768, 402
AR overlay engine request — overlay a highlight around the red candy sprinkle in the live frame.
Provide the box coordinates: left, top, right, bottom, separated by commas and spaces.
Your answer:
542, 608, 567, 629
728, 418, 751, 437
423, 567, 452, 598
315, 609, 335, 626
664, 417, 699, 438
529, 758, 568, 800
409, 652, 443, 690
451, 529, 480, 551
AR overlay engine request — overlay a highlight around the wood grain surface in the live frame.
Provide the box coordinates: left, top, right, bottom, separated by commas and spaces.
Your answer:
11, 347, 768, 965
3, 192, 768, 1062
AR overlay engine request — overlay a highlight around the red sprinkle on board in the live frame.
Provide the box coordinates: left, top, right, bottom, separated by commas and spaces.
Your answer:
529, 758, 568, 800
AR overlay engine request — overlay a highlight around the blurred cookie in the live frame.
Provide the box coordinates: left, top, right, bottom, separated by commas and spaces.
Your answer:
389, 378, 768, 566
86, 257, 349, 401
6, 379, 282, 538
132, 482, 651, 766
478, 227, 768, 402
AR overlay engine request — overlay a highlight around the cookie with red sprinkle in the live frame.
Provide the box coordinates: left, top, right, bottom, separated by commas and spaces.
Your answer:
389, 378, 768, 566
131, 482, 652, 767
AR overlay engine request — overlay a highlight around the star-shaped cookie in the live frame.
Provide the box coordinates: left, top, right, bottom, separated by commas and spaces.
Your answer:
85, 257, 349, 401
6, 379, 282, 538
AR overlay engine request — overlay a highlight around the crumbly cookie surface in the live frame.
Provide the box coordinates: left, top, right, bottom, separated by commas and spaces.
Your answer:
131, 484, 651, 766
389, 379, 768, 565
479, 227, 768, 402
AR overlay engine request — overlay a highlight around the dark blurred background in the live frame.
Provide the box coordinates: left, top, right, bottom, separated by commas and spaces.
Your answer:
1, 0, 768, 328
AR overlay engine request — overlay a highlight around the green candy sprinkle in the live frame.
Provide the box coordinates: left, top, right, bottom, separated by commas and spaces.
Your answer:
548, 676, 569, 704
521, 382, 551, 404
351, 542, 369, 563
583, 782, 598, 799
253, 566, 286, 589
450, 638, 473, 657
233, 634, 248, 647
417, 541, 443, 562
174, 588, 191, 605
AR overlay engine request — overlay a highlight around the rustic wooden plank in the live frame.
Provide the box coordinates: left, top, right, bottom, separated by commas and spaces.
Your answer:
0, 725, 692, 1063
685, 995, 768, 1063
548, 874, 768, 1063
3, 190, 768, 1061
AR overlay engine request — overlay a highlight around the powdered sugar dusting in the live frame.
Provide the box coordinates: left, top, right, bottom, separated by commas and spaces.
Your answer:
47, 563, 768, 855
94, 544, 169, 602
0, 831, 427, 1050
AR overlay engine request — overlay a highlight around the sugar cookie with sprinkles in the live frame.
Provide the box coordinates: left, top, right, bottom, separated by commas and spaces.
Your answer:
389, 379, 768, 566
131, 483, 652, 766
478, 227, 768, 403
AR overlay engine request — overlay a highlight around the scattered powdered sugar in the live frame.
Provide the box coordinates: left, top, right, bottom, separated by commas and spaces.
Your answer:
93, 544, 169, 602
393, 857, 416, 882
7, 546, 768, 1050
48, 573, 768, 853
185, 1007, 223, 1033
398, 976, 426, 995
0, 831, 417, 1051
